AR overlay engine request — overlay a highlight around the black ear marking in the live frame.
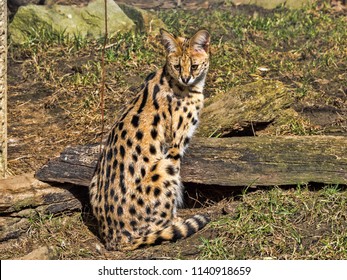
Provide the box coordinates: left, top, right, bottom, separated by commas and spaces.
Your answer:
190, 30, 210, 53
160, 29, 179, 53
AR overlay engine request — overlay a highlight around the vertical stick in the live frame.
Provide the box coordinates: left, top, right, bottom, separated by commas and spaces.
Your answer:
0, 0, 7, 178
99, 0, 108, 151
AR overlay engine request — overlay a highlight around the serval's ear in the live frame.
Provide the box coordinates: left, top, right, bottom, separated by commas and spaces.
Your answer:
160, 29, 179, 53
190, 30, 210, 53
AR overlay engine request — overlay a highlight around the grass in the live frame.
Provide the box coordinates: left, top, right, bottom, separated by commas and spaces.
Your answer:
4, 2, 347, 259
8, 2, 346, 136
199, 185, 347, 259
2, 185, 346, 260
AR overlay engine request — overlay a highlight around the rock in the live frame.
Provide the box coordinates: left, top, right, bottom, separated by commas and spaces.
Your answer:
9, 0, 136, 44
230, 0, 314, 9
197, 80, 296, 137
118, 3, 166, 34
7, 0, 43, 14
19, 246, 57, 260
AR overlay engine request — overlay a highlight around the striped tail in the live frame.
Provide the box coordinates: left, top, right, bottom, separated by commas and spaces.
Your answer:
122, 214, 210, 251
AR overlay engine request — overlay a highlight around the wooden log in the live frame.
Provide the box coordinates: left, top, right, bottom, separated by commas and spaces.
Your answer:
35, 136, 347, 187
0, 173, 88, 241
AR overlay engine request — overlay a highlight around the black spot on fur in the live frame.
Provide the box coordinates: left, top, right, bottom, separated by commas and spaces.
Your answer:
117, 206, 123, 216
151, 174, 160, 182
135, 145, 142, 155
163, 180, 171, 188
128, 164, 135, 176
166, 190, 173, 197
160, 212, 167, 218
106, 216, 112, 226
150, 164, 158, 172
120, 145, 125, 158
119, 162, 124, 172
119, 221, 125, 229
112, 158, 118, 169
153, 187, 161, 197
167, 153, 181, 161
118, 122, 124, 130
137, 198, 144, 206
153, 84, 160, 110
135, 177, 141, 184
131, 115, 140, 128
137, 85, 148, 114
120, 174, 126, 194
177, 115, 183, 130
141, 167, 146, 178
129, 206, 136, 215
184, 136, 191, 146
127, 139, 133, 148
145, 72, 156, 82
122, 230, 132, 240
135, 130, 143, 140
145, 186, 151, 195
151, 128, 158, 140
130, 220, 137, 228
106, 149, 113, 161
152, 114, 160, 126
166, 165, 175, 175
149, 145, 156, 155
121, 130, 127, 139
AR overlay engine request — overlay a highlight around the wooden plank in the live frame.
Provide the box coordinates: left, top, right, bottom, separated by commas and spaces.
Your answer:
35, 136, 347, 187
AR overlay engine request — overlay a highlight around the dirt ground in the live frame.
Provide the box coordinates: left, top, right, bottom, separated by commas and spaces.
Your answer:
2, 0, 347, 259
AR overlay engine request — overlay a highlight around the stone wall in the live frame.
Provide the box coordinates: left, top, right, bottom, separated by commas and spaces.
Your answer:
0, 0, 7, 178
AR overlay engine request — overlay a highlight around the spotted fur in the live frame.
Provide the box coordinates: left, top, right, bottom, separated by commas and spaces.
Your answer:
89, 29, 210, 251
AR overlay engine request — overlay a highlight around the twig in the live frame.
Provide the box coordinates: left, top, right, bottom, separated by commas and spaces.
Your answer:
99, 0, 108, 152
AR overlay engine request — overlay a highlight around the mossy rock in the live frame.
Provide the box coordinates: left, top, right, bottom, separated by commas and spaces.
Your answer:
9, 0, 136, 44
118, 3, 167, 35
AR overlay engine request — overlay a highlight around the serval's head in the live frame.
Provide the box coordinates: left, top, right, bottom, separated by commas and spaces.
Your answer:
161, 29, 210, 87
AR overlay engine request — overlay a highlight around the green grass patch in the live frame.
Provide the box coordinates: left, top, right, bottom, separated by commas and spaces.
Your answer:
199, 186, 347, 259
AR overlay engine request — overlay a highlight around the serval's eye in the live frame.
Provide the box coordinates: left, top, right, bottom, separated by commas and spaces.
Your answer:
191, 64, 199, 71
174, 64, 180, 71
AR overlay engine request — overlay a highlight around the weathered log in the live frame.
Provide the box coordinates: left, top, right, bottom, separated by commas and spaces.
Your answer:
0, 173, 88, 241
35, 136, 347, 187
197, 80, 296, 137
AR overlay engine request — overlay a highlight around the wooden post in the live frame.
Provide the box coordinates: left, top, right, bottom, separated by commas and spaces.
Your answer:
0, 0, 7, 178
